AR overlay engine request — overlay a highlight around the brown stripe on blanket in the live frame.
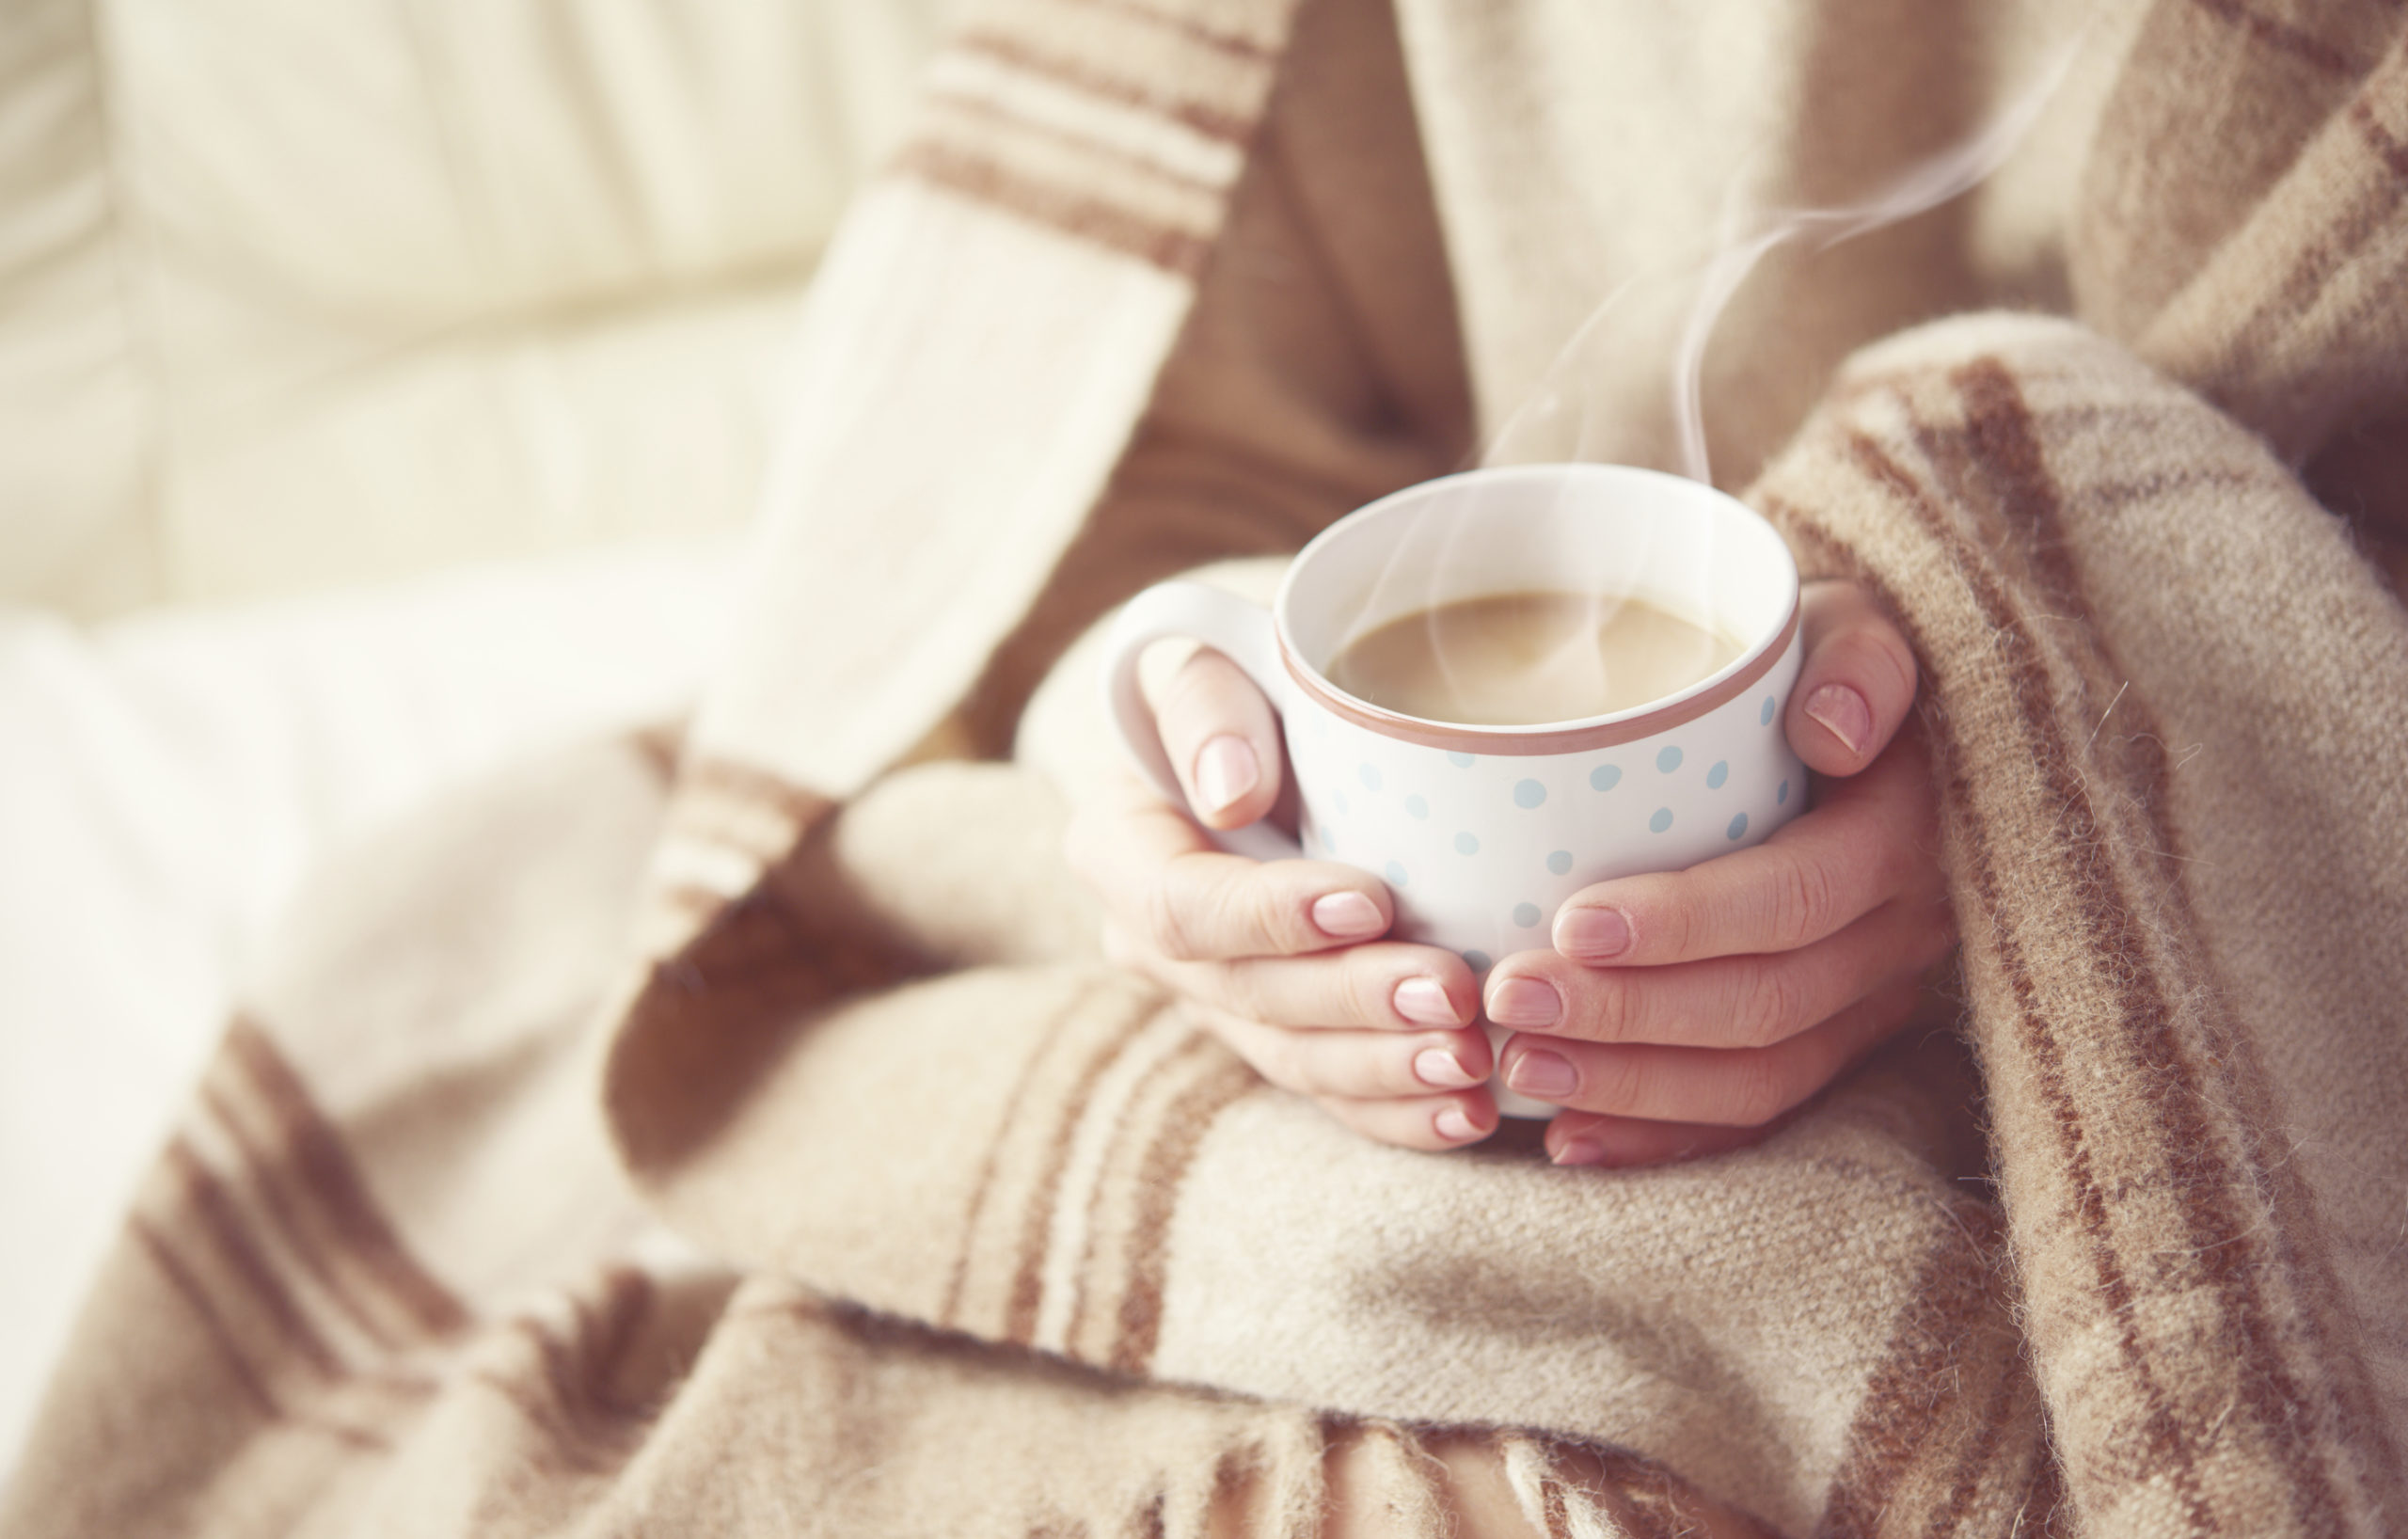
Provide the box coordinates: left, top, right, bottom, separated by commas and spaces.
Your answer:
919, 90, 1227, 201
950, 27, 1254, 145
467, 1270, 659, 1475
1846, 428, 2263, 1516
1060, 0, 1283, 61
2351, 93, 2408, 178
2185, 0, 2369, 77
910, 96, 1226, 243
1108, 1049, 1261, 1374
1842, 408, 2373, 1526
1814, 1198, 2028, 1537
998, 986, 1168, 1344
1925, 364, 2367, 1523
1946, 357, 2408, 1512
1764, 477, 2219, 1527
894, 139, 1217, 278
218, 1016, 470, 1339
1061, 1026, 1232, 1362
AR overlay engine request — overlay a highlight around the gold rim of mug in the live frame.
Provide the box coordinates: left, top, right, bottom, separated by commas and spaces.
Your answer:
1277, 596, 1799, 754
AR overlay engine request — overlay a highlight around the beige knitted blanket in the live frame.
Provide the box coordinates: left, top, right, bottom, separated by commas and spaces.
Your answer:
8, 0, 2407, 1535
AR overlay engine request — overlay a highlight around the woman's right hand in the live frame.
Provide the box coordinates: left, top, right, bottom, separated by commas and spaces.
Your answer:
1064, 646, 1498, 1150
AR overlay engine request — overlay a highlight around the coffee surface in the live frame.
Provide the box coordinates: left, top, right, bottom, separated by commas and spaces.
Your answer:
1324, 591, 1742, 725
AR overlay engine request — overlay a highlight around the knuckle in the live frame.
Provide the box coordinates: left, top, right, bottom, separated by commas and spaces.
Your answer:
1582, 1049, 1649, 1118
1585, 976, 1638, 1043
1261, 1029, 1312, 1092
1221, 961, 1276, 1023
1738, 967, 1807, 1049
1143, 877, 1208, 961
1722, 1053, 1796, 1128
1771, 855, 1842, 948
1342, 951, 1397, 1026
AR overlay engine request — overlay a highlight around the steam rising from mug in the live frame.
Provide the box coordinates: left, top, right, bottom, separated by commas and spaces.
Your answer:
1484, 34, 2084, 486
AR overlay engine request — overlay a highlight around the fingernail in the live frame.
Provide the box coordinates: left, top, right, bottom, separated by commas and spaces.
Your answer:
1310, 891, 1385, 940
1485, 976, 1561, 1028
1394, 976, 1461, 1026
1552, 1135, 1606, 1166
1803, 685, 1872, 757
1556, 906, 1631, 961
1193, 734, 1259, 815
1434, 1105, 1481, 1142
1413, 1048, 1479, 1088
1506, 1049, 1578, 1099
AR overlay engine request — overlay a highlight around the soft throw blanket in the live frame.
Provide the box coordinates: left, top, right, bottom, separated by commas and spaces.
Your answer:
7, 0, 2406, 1535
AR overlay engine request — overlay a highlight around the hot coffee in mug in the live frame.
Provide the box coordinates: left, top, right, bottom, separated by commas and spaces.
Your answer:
1102, 464, 1806, 1117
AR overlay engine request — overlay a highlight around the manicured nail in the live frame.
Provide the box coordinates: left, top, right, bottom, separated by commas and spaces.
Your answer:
1485, 976, 1562, 1028
1413, 1048, 1479, 1089
1803, 685, 1872, 757
1193, 734, 1259, 815
1434, 1105, 1481, 1142
1552, 1136, 1606, 1166
1556, 906, 1631, 961
1394, 976, 1460, 1026
1310, 891, 1385, 940
1506, 1049, 1578, 1100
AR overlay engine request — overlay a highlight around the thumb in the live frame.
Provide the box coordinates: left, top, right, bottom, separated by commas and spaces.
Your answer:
1784, 580, 1919, 777
1149, 646, 1286, 830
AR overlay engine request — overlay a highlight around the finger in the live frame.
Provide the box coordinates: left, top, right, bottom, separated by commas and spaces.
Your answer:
1785, 580, 1919, 777
1545, 1116, 1767, 1168
1500, 976, 1921, 1126
1141, 941, 1478, 1032
1313, 1089, 1498, 1151
1488, 895, 1952, 1049
1550, 727, 1941, 965
1152, 646, 1285, 830
1069, 784, 1395, 960
1195, 1005, 1494, 1099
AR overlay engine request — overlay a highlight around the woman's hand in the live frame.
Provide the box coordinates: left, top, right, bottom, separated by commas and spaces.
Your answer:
1065, 580, 1949, 1163
1487, 582, 1950, 1166
1065, 644, 1497, 1151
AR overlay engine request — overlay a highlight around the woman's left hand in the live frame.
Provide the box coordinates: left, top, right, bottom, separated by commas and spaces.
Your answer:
1481, 580, 1953, 1167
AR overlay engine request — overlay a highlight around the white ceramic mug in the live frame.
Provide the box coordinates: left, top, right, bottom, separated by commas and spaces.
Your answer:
1101, 464, 1807, 1116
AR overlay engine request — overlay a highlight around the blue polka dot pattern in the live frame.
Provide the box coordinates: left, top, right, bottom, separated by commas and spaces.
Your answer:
1513, 779, 1547, 808
1590, 764, 1622, 791
1332, 789, 1350, 817
1727, 813, 1749, 841
1404, 794, 1429, 819
1761, 695, 1777, 725
1359, 763, 1382, 791
1385, 860, 1409, 888
1462, 950, 1492, 973
1777, 779, 1791, 805
1546, 850, 1573, 875
1513, 902, 1542, 928
1447, 752, 1476, 768
1656, 746, 1683, 772
1455, 832, 1480, 855
1706, 760, 1729, 789
1320, 825, 1339, 853
1649, 807, 1673, 833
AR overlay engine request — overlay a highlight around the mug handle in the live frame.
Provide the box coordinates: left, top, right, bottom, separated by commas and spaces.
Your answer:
1101, 580, 1305, 864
